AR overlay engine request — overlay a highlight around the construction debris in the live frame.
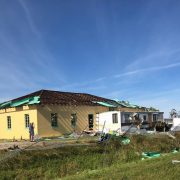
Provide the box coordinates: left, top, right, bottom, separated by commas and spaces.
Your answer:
121, 137, 130, 145
142, 152, 161, 160
166, 132, 176, 139
69, 132, 79, 138
8, 145, 20, 150
98, 133, 110, 143
172, 160, 180, 164
172, 148, 180, 153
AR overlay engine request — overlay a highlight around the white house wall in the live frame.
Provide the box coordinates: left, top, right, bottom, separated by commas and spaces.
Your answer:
173, 118, 180, 127
96, 111, 121, 133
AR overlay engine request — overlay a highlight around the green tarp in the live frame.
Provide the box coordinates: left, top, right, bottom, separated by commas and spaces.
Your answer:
110, 135, 131, 145
172, 148, 180, 153
121, 137, 131, 145
142, 152, 160, 160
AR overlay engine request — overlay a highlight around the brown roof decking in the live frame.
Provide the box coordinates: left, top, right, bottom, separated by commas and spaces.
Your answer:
1, 90, 161, 112
10, 89, 114, 106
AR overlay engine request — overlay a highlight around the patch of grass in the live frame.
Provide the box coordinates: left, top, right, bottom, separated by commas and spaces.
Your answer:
0, 134, 179, 179
64, 153, 180, 180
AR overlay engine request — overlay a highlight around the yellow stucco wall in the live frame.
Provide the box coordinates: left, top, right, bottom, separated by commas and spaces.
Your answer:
0, 106, 38, 139
0, 104, 109, 139
0, 103, 163, 139
37, 105, 108, 137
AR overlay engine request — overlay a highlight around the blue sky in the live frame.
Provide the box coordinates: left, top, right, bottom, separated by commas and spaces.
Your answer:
0, 0, 180, 117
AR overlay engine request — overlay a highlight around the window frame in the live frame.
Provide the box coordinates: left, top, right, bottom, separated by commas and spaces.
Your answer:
124, 113, 130, 123
7, 116, 11, 129
143, 115, 147, 121
112, 113, 118, 124
25, 114, 30, 128
153, 114, 158, 121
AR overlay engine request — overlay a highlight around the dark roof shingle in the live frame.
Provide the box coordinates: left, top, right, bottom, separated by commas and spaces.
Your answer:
10, 89, 113, 106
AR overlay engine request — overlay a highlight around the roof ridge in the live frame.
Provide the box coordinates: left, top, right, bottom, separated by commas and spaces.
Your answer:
39, 89, 44, 98
0, 89, 114, 106
38, 89, 96, 95
6, 90, 43, 103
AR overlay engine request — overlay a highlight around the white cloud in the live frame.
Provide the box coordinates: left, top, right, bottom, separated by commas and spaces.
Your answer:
126, 48, 180, 70
114, 61, 180, 78
18, 0, 40, 37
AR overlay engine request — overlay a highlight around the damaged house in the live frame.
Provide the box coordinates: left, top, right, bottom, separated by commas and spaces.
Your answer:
96, 100, 163, 133
116, 100, 163, 131
0, 90, 113, 139
0, 89, 163, 139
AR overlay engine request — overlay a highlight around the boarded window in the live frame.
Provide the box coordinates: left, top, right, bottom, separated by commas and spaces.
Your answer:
71, 114, 77, 128
112, 113, 118, 123
25, 114, 30, 128
51, 113, 58, 127
7, 116, 11, 129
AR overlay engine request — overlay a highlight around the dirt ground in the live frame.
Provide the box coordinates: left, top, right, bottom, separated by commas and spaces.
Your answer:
0, 136, 98, 151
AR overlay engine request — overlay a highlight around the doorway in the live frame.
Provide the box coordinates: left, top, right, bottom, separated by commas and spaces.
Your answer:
88, 114, 94, 130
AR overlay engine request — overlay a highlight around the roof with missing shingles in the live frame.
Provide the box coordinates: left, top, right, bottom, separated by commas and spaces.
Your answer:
0, 90, 160, 112
7, 89, 114, 106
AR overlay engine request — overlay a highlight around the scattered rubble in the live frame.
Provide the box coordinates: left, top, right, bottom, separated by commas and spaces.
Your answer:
172, 160, 180, 164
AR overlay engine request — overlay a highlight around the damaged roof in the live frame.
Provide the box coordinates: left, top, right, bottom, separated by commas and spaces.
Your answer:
0, 89, 115, 109
114, 100, 159, 112
0, 90, 159, 112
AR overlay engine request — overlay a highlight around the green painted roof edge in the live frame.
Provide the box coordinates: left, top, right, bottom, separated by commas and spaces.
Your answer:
0, 96, 40, 109
28, 96, 40, 105
115, 100, 139, 108
0, 101, 12, 109
10, 97, 31, 107
93, 101, 117, 107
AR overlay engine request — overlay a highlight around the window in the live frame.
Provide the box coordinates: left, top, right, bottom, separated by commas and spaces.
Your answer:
88, 114, 94, 129
124, 114, 130, 123
112, 113, 118, 123
153, 114, 158, 121
7, 116, 11, 129
25, 114, 30, 128
143, 115, 147, 121
71, 113, 77, 128
51, 113, 58, 127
